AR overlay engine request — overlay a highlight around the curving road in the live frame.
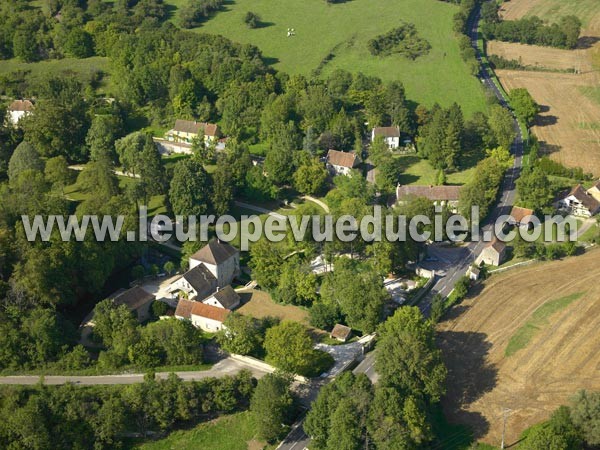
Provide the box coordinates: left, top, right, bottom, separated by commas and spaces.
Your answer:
419, 2, 525, 314
276, 4, 526, 449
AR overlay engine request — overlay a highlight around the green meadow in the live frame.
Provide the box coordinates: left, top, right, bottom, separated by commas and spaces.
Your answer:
171, 0, 488, 116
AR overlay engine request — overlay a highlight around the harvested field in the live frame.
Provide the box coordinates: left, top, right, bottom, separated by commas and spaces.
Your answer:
496, 69, 600, 174
487, 0, 600, 175
487, 41, 590, 72
438, 249, 600, 446
499, 0, 600, 28
237, 289, 309, 325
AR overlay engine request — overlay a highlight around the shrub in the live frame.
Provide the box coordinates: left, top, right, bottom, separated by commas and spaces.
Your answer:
151, 301, 169, 317
367, 23, 431, 59
244, 11, 261, 28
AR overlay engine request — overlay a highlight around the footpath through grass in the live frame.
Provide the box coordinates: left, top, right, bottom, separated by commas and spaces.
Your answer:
505, 292, 585, 357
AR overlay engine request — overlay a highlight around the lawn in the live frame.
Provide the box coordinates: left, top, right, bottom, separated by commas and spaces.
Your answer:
237, 289, 310, 326
131, 411, 272, 450
504, 292, 585, 357
176, 0, 488, 117
395, 154, 477, 186
0, 56, 113, 94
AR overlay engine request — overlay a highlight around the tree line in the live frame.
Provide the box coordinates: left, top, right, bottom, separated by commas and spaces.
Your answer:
482, 11, 582, 50
0, 370, 255, 449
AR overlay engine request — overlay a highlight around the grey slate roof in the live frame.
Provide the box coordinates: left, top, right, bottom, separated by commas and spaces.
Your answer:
205, 285, 240, 310
183, 264, 217, 299
190, 240, 239, 266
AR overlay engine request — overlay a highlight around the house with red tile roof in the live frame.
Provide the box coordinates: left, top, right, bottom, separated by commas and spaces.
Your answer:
326, 149, 359, 176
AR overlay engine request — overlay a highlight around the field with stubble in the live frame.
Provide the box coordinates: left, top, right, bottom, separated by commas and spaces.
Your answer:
486, 0, 600, 176
438, 249, 600, 446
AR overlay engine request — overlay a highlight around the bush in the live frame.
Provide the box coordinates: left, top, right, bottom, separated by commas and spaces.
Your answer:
151, 300, 169, 317
367, 23, 431, 59
244, 11, 261, 28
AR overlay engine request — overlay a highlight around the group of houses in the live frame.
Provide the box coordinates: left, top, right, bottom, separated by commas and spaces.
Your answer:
170, 240, 241, 332
94, 240, 242, 333
325, 126, 413, 176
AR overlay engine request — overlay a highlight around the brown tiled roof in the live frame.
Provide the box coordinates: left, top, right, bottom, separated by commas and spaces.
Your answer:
396, 184, 462, 202
174, 119, 202, 135
173, 120, 219, 137
326, 149, 358, 169
114, 286, 153, 312
510, 206, 535, 224
175, 298, 195, 319
190, 240, 239, 266
488, 238, 506, 254
567, 184, 600, 213
330, 323, 352, 341
8, 100, 34, 112
204, 286, 240, 309
373, 126, 400, 138
191, 302, 230, 323
183, 264, 218, 298
203, 123, 219, 137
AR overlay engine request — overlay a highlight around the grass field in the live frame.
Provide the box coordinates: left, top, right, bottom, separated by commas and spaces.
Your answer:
131, 411, 272, 450
0, 56, 113, 93
504, 292, 584, 356
237, 289, 310, 326
173, 0, 488, 116
438, 248, 600, 445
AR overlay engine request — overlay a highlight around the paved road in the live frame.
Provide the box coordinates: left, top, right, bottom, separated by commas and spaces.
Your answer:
277, 5, 526, 449
419, 2, 525, 314
0, 357, 270, 385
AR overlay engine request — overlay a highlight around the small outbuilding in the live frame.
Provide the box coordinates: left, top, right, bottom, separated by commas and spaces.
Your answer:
330, 324, 352, 342
113, 286, 155, 322
466, 265, 481, 281
508, 206, 535, 228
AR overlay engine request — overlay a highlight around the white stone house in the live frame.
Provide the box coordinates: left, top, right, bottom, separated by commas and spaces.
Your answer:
167, 264, 218, 301
371, 126, 400, 149
558, 184, 600, 217
175, 298, 230, 332
396, 184, 463, 213
165, 119, 220, 145
189, 240, 240, 288
6, 99, 34, 126
475, 239, 507, 267
325, 149, 359, 176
